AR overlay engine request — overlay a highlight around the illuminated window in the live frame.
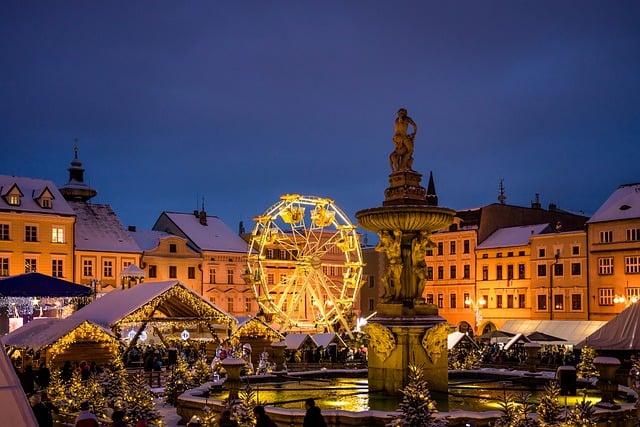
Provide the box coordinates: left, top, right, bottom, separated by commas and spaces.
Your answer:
437, 293, 443, 308
25, 225, 38, 242
554, 295, 564, 310
625, 256, 640, 274
267, 273, 275, 285
25, 258, 37, 273
598, 258, 613, 275
52, 259, 63, 278
8, 194, 20, 206
426, 294, 434, 304
599, 288, 614, 306
0, 224, 9, 240
0, 257, 8, 276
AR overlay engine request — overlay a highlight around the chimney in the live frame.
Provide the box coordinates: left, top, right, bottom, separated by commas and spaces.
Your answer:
193, 210, 199, 217
199, 210, 208, 226
128, 225, 136, 232
548, 203, 557, 211
531, 193, 541, 209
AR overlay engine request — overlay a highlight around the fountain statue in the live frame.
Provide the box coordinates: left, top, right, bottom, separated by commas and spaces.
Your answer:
356, 108, 455, 394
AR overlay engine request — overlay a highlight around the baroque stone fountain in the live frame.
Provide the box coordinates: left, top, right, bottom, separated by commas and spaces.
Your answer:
356, 108, 455, 394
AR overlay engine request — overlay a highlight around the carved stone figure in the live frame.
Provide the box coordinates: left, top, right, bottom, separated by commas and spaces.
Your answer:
421, 323, 449, 364
363, 323, 396, 362
375, 230, 403, 302
389, 108, 418, 173
411, 231, 434, 300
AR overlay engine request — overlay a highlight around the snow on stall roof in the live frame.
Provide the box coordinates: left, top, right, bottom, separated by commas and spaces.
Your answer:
1, 317, 112, 349
0, 175, 75, 216
284, 333, 315, 350
587, 183, 640, 223
129, 229, 172, 251
70, 201, 142, 253
476, 223, 550, 249
501, 320, 607, 346
162, 212, 248, 253
311, 333, 346, 348
448, 331, 479, 350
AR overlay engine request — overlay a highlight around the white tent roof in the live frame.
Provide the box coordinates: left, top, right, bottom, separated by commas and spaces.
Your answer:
69, 280, 235, 329
448, 331, 479, 350
0, 346, 38, 426
1, 317, 113, 349
577, 302, 640, 350
311, 333, 346, 348
501, 320, 606, 346
504, 333, 531, 350
283, 333, 316, 350
120, 263, 146, 278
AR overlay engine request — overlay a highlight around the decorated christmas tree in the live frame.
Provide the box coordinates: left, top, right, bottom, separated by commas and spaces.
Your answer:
537, 381, 562, 427
192, 355, 213, 386
576, 346, 598, 379
99, 357, 129, 407
494, 390, 538, 427
232, 381, 258, 427
123, 372, 161, 426
562, 394, 596, 427
47, 368, 72, 412
165, 355, 193, 406
389, 363, 447, 427
448, 344, 482, 370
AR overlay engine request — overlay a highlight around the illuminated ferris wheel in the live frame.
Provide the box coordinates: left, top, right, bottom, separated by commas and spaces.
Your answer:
246, 194, 364, 336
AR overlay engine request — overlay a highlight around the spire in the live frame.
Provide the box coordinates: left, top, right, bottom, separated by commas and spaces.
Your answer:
498, 179, 507, 204
426, 171, 438, 206
59, 138, 98, 202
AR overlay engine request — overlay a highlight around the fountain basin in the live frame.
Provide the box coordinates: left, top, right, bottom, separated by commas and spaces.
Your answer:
356, 205, 455, 232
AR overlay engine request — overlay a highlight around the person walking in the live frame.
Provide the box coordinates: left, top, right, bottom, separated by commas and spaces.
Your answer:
253, 405, 277, 427
303, 398, 327, 427
75, 401, 99, 427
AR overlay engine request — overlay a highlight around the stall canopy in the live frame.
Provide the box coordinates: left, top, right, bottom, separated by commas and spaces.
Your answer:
0, 272, 91, 297
311, 333, 347, 349
501, 320, 606, 346
0, 346, 37, 427
527, 331, 566, 343
283, 333, 317, 350
1, 317, 119, 366
69, 280, 236, 336
232, 316, 284, 341
448, 331, 479, 350
504, 333, 531, 350
577, 302, 640, 350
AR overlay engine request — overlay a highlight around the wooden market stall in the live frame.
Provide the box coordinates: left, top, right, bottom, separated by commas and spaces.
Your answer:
230, 316, 285, 365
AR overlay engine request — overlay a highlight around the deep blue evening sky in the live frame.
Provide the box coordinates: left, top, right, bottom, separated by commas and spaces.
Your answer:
1, 1, 639, 234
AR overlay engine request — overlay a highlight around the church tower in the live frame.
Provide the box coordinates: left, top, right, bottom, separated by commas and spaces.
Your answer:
59, 139, 98, 202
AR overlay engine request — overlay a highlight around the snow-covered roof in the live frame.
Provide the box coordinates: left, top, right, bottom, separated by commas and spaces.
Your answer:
232, 316, 284, 339
0, 346, 38, 426
448, 331, 479, 350
311, 333, 346, 348
476, 223, 550, 249
0, 175, 75, 216
156, 212, 248, 253
587, 183, 640, 223
1, 317, 113, 349
70, 201, 142, 253
283, 333, 316, 350
501, 320, 606, 346
577, 302, 640, 350
120, 264, 146, 277
129, 229, 172, 251
69, 280, 235, 329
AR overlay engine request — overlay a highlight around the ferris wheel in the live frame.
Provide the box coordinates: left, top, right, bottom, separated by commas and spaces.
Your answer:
246, 194, 364, 337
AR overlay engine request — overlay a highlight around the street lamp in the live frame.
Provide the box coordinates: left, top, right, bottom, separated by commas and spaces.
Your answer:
464, 297, 486, 334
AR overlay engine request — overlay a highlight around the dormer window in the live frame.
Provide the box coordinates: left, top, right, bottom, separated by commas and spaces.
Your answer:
34, 187, 55, 209
41, 198, 51, 208
2, 183, 23, 206
8, 194, 20, 206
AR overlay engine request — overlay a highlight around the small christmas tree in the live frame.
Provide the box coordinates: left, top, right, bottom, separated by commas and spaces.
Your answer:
389, 363, 447, 427
537, 381, 562, 427
576, 346, 598, 379
99, 357, 129, 407
124, 372, 161, 426
165, 355, 193, 406
494, 390, 537, 427
192, 356, 212, 386
562, 394, 596, 427
47, 368, 72, 412
232, 381, 258, 427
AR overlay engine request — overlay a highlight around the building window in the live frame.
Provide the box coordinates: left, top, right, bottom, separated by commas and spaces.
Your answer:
496, 252, 502, 258
368, 275, 375, 288
599, 288, 614, 306
450, 265, 456, 279
518, 294, 525, 308
600, 230, 613, 243
245, 298, 252, 312
450, 241, 456, 255
8, 194, 20, 206
496, 295, 503, 308
437, 242, 443, 256
463, 293, 470, 307
52, 259, 63, 278
518, 251, 525, 256
51, 226, 64, 243
554, 263, 564, 277
625, 256, 640, 274
102, 260, 113, 277
507, 294, 514, 308
507, 252, 514, 257
496, 265, 503, 280
25, 225, 38, 242
209, 268, 216, 283
267, 273, 275, 285
0, 224, 9, 240
0, 257, 9, 276
571, 263, 581, 276
554, 295, 564, 310
538, 264, 547, 277
537, 295, 547, 310
450, 293, 457, 308
627, 288, 640, 301
507, 265, 514, 280
482, 265, 488, 281
598, 257, 613, 275
463, 264, 470, 279
463, 240, 470, 254
227, 269, 234, 284
437, 266, 444, 280
369, 298, 375, 311
482, 254, 488, 259
426, 293, 434, 304
227, 297, 234, 313
426, 249, 433, 256
266, 249, 274, 259
627, 228, 640, 242
426, 266, 433, 280
539, 248, 545, 257
82, 259, 93, 277
169, 243, 177, 253
149, 265, 157, 278
518, 264, 525, 279
169, 266, 177, 279
25, 258, 37, 273
188, 266, 196, 279
572, 246, 580, 255
437, 293, 443, 308
571, 294, 582, 311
